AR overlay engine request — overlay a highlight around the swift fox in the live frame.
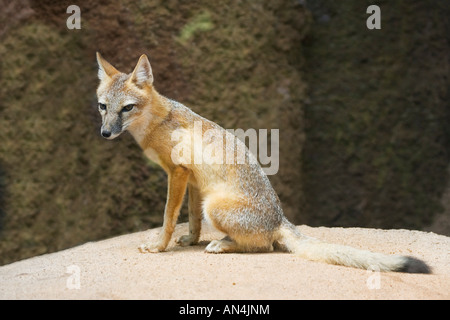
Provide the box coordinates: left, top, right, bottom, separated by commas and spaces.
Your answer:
96, 52, 430, 273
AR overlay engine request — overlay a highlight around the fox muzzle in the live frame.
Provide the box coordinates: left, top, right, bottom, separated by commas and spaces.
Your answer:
101, 114, 123, 139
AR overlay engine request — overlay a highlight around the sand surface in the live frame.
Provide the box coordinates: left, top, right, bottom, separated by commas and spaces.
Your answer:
0, 222, 448, 300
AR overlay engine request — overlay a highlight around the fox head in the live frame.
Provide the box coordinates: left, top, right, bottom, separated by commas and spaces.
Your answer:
96, 52, 154, 140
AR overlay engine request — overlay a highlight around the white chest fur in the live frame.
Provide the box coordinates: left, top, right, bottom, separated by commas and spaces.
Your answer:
144, 147, 161, 165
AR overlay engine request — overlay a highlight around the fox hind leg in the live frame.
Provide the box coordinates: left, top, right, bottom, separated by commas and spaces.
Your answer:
202, 189, 278, 253
205, 235, 274, 253
205, 236, 240, 253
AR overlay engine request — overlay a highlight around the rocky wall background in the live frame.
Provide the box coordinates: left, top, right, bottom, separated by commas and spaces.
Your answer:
0, 0, 448, 265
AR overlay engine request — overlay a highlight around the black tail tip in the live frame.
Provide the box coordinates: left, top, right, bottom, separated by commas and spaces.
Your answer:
399, 256, 432, 274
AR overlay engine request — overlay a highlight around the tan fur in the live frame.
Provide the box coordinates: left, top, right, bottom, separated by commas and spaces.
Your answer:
96, 53, 431, 273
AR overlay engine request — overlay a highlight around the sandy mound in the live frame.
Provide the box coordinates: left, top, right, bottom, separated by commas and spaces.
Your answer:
0, 223, 448, 300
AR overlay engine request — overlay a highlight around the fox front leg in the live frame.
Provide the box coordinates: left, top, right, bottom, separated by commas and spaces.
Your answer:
139, 167, 190, 253
176, 184, 202, 246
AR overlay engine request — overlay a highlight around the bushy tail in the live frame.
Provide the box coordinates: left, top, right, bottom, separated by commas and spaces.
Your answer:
277, 219, 431, 274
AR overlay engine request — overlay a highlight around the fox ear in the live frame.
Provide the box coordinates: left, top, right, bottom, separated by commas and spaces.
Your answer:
96, 52, 119, 81
130, 54, 153, 87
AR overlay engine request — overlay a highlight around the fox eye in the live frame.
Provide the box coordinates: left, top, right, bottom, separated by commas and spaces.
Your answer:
98, 103, 107, 110
122, 104, 135, 112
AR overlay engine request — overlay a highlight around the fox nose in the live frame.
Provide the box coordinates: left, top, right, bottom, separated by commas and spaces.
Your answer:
101, 130, 111, 138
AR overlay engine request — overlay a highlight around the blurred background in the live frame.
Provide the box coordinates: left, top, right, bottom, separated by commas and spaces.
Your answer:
0, 0, 448, 265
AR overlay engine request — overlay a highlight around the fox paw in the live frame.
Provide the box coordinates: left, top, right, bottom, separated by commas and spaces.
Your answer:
138, 243, 165, 253
175, 234, 198, 247
205, 239, 238, 253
